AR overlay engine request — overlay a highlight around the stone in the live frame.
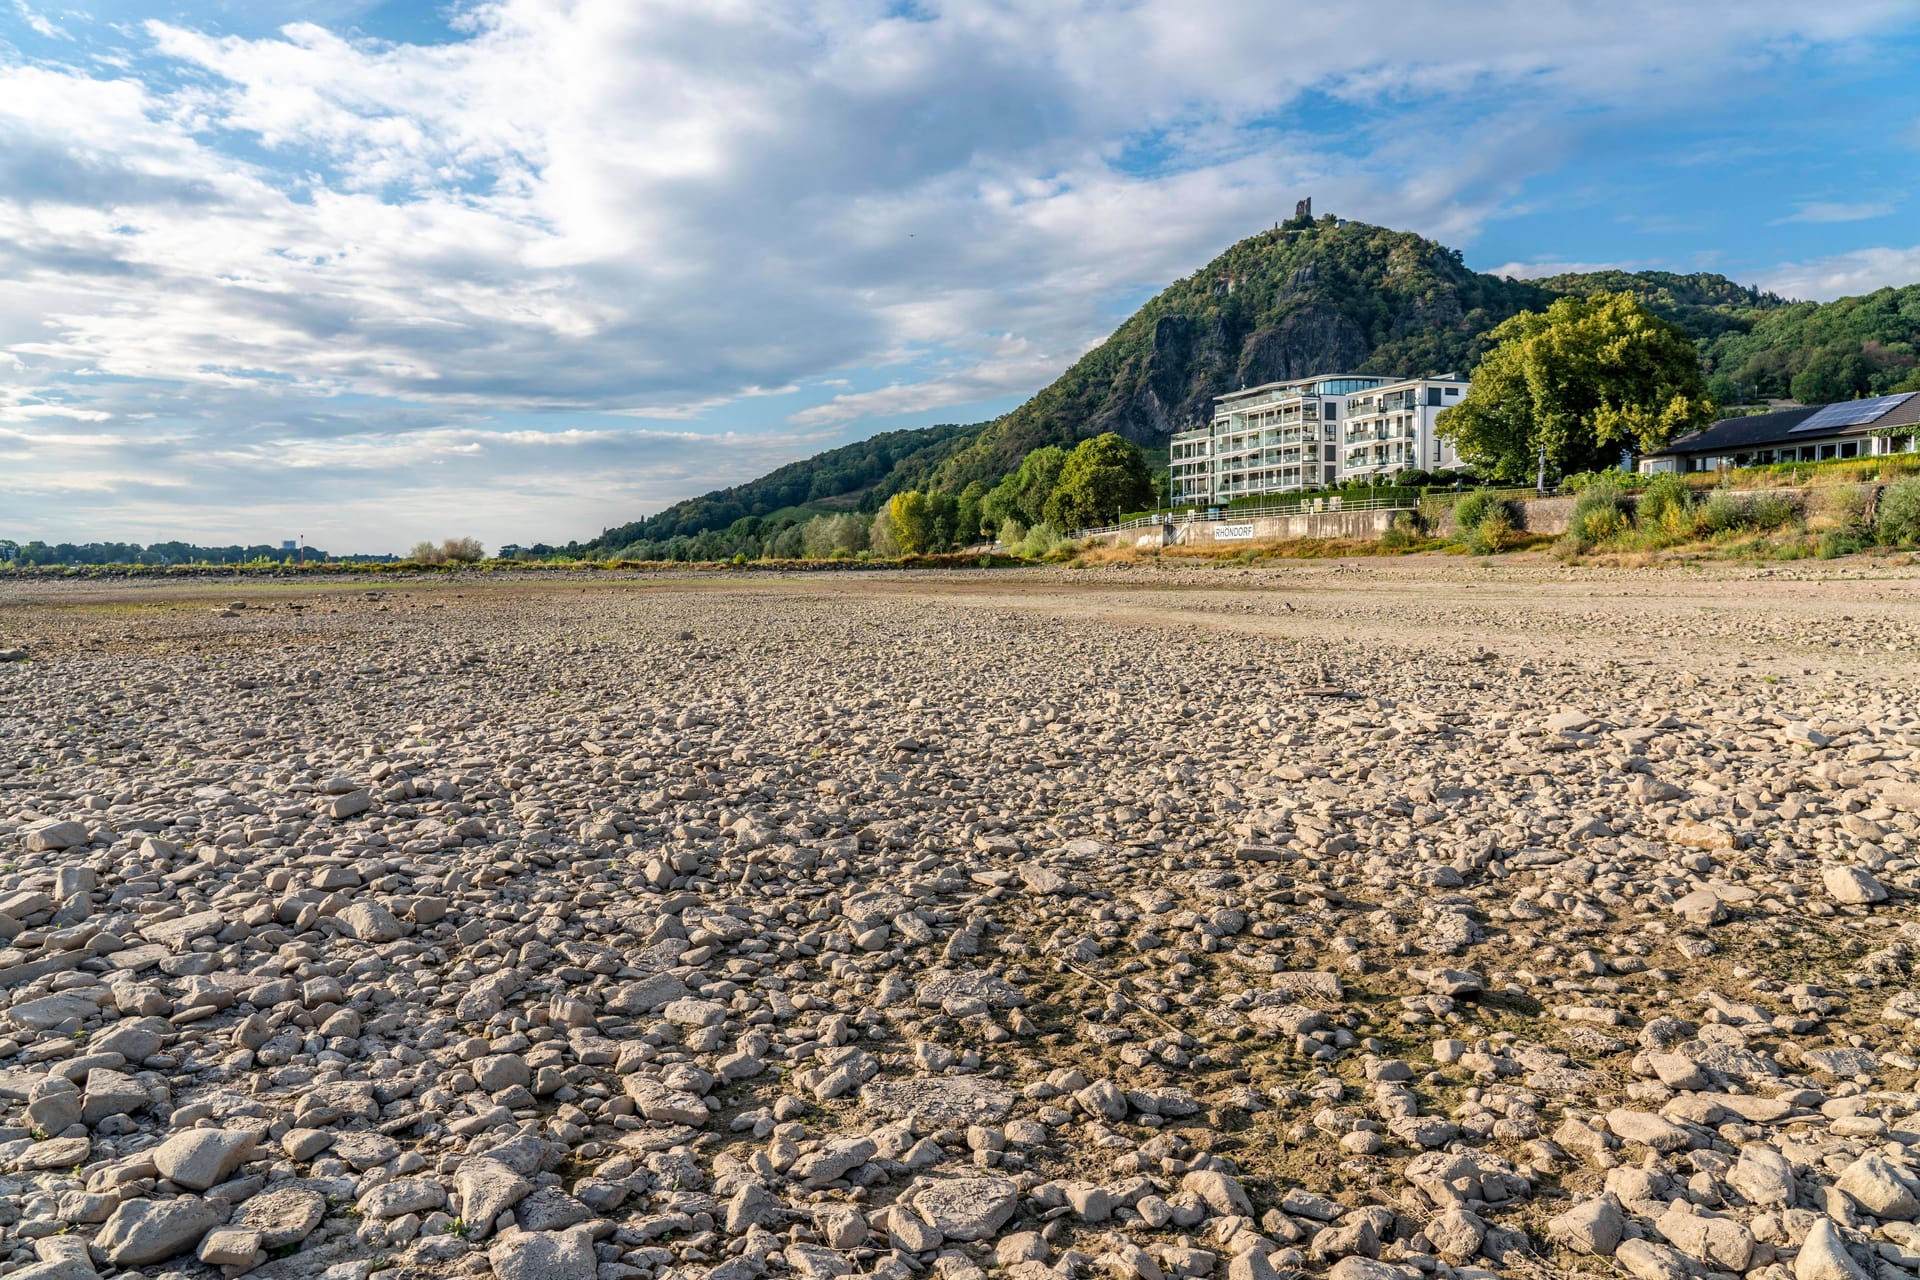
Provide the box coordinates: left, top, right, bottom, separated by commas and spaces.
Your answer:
1325, 1260, 1406, 1280
488, 1227, 598, 1280
1606, 1108, 1695, 1151
1546, 1197, 1622, 1256
19, 1136, 92, 1169
1671, 889, 1727, 926
1822, 865, 1886, 905
90, 1196, 217, 1267
911, 1177, 1018, 1241
791, 1137, 877, 1187
1834, 1152, 1917, 1220
1425, 1207, 1484, 1262
81, 1068, 150, 1125
516, 1187, 593, 1232
1728, 1144, 1795, 1207
622, 1076, 709, 1125
1182, 1169, 1254, 1216
336, 899, 404, 941
197, 1227, 262, 1268
231, 1187, 326, 1247
786, 1243, 853, 1279
473, 1053, 531, 1092
1615, 1238, 1694, 1280
860, 1076, 1014, 1125
1655, 1204, 1754, 1271
357, 1176, 447, 1219
455, 1157, 533, 1238
24, 820, 89, 852
152, 1127, 258, 1191
327, 790, 372, 820
6, 992, 101, 1032
1793, 1218, 1869, 1280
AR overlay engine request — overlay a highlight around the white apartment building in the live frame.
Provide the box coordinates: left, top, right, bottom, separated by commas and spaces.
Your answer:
1340, 376, 1469, 480
1168, 372, 1469, 506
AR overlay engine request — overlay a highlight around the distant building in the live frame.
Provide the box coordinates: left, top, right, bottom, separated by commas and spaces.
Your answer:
1640, 392, 1920, 474
1168, 372, 1470, 506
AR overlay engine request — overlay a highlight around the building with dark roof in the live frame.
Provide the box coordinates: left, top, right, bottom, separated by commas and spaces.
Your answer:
1642, 392, 1920, 474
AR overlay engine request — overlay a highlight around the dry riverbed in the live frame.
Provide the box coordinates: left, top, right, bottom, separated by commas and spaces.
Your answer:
0, 560, 1917, 1280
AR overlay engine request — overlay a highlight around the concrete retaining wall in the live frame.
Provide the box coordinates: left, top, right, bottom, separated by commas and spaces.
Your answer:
1091, 485, 1815, 549
1093, 507, 1399, 548
1513, 495, 1575, 536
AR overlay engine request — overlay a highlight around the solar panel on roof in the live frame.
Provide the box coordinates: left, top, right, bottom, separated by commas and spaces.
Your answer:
1790, 392, 1917, 433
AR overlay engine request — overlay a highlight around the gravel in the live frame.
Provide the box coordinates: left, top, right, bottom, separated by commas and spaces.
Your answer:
1, 561, 1917, 1280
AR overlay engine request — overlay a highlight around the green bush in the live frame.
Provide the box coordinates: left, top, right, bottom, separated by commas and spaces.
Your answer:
1016, 522, 1070, 557
1463, 507, 1513, 555
1817, 530, 1868, 559
1878, 477, 1920, 545
1750, 492, 1799, 532
1552, 531, 1586, 563
1451, 489, 1507, 534
1697, 490, 1750, 536
1637, 472, 1691, 529
1379, 511, 1422, 551
1570, 481, 1628, 543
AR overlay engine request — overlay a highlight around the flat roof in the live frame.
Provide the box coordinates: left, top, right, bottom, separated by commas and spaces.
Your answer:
1215, 373, 1386, 404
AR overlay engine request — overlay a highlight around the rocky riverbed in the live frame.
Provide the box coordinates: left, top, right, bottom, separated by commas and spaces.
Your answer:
1, 563, 1917, 1280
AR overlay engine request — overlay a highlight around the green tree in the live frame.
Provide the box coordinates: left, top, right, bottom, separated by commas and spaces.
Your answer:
1043, 433, 1155, 530
1438, 291, 1714, 483
868, 508, 900, 557
955, 481, 987, 544
925, 491, 959, 552
885, 491, 931, 554
1004, 445, 1069, 526
1789, 343, 1874, 405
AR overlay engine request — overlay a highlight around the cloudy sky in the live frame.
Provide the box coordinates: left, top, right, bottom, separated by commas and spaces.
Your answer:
4, 1, 1919, 552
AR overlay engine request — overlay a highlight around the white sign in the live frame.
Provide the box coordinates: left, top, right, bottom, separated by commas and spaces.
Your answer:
1213, 523, 1255, 541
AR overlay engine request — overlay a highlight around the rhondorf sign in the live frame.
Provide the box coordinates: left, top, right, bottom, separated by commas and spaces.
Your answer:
1213, 523, 1256, 541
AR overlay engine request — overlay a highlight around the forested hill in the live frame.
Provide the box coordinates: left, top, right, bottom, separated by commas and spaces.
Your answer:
588, 421, 976, 549
583, 215, 1915, 551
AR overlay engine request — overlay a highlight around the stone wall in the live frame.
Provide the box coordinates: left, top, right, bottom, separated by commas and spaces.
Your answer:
1092, 507, 1400, 547
1091, 485, 1819, 549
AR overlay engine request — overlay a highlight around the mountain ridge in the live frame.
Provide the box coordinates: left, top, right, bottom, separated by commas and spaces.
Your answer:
585, 216, 1915, 552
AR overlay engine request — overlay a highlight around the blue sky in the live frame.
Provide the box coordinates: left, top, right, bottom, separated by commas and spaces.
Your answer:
3, 0, 1919, 551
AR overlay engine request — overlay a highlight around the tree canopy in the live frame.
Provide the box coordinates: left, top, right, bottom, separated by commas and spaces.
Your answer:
1043, 433, 1154, 530
1438, 292, 1715, 482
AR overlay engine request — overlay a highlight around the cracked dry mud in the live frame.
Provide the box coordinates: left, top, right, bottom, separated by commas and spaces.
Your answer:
1, 561, 1918, 1280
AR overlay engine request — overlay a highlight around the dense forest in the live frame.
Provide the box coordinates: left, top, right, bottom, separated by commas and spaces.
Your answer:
584, 217, 1902, 555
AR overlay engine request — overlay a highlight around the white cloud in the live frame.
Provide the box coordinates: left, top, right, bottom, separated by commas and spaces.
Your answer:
0, 0, 1915, 546
1771, 200, 1897, 224
1758, 245, 1920, 301
10, 1, 67, 40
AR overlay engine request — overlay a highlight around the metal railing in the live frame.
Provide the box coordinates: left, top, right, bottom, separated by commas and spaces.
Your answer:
1076, 491, 1421, 537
